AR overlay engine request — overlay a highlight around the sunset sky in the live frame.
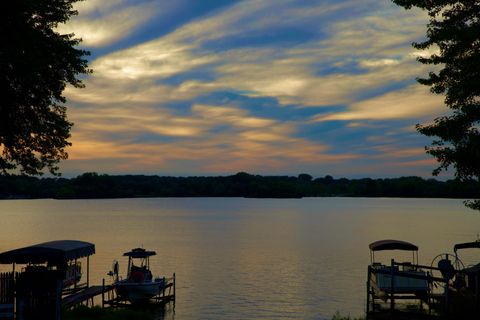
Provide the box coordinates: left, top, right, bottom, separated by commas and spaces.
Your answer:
57, 0, 448, 178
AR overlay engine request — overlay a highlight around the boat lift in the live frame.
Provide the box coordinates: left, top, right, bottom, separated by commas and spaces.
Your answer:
367, 240, 431, 315
0, 240, 96, 320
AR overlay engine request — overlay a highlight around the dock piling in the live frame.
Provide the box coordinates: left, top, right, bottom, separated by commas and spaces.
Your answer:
366, 266, 371, 314
390, 259, 395, 313
102, 278, 105, 308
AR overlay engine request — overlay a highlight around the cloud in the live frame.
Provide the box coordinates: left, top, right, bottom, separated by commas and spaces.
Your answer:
66, 124, 358, 175
70, 105, 208, 138
67, 0, 430, 108
312, 85, 444, 121
91, 41, 217, 81
65, 97, 360, 175
370, 146, 428, 159
359, 59, 400, 68
58, 0, 445, 177
56, 0, 162, 47
208, 6, 430, 107
191, 104, 277, 128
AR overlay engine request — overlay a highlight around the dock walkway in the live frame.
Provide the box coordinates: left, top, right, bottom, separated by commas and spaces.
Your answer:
62, 285, 114, 308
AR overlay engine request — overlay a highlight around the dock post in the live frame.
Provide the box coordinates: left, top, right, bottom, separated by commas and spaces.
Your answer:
173, 273, 176, 301
366, 266, 371, 314
74, 258, 77, 292
87, 256, 90, 288
102, 278, 105, 308
390, 259, 395, 313
476, 270, 479, 314
444, 275, 449, 315
162, 277, 166, 300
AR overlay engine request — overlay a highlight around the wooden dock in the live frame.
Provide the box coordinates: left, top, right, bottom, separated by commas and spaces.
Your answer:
62, 274, 175, 309
62, 284, 114, 308
0, 241, 177, 320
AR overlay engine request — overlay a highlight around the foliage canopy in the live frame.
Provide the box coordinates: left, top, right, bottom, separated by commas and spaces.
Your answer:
392, 0, 480, 209
0, 0, 90, 175
1, 172, 479, 200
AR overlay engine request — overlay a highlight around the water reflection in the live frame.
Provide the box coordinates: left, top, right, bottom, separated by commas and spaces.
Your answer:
140, 303, 175, 320
0, 197, 477, 319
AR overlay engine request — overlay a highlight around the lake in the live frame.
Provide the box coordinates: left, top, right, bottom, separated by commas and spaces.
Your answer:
0, 197, 479, 319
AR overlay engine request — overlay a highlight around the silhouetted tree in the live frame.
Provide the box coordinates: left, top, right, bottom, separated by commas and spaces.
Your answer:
0, 0, 90, 175
393, 0, 480, 210
1, 172, 480, 200
298, 173, 313, 181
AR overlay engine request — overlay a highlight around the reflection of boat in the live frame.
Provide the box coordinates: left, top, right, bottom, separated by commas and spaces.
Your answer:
113, 248, 166, 303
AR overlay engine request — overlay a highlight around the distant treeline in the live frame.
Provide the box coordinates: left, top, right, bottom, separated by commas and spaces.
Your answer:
0, 172, 479, 200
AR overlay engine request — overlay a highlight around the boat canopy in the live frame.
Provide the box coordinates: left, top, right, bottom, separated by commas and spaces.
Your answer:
369, 240, 418, 252
0, 240, 95, 265
454, 240, 480, 252
123, 248, 156, 258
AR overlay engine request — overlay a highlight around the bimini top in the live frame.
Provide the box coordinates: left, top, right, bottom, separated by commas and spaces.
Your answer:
454, 240, 480, 252
123, 248, 156, 258
369, 239, 418, 252
0, 240, 95, 265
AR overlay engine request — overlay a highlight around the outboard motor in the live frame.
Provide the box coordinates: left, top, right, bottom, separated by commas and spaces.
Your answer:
107, 260, 120, 282
438, 258, 455, 280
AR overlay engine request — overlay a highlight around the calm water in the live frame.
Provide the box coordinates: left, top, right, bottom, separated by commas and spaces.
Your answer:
0, 197, 479, 319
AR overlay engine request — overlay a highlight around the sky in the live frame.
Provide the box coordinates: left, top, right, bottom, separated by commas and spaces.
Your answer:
56, 0, 449, 179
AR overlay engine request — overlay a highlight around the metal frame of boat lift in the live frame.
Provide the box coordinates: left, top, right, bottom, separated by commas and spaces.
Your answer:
367, 240, 440, 316
367, 260, 444, 314
101, 273, 176, 308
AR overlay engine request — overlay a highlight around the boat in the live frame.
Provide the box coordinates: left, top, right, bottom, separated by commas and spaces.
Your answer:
452, 240, 480, 291
112, 248, 166, 303
366, 239, 430, 315
445, 240, 480, 314
368, 239, 429, 294
424, 240, 480, 316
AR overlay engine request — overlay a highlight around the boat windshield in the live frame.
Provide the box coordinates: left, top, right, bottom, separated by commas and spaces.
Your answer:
128, 264, 152, 282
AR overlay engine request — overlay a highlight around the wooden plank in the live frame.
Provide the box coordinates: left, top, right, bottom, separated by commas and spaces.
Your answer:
62, 285, 114, 308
